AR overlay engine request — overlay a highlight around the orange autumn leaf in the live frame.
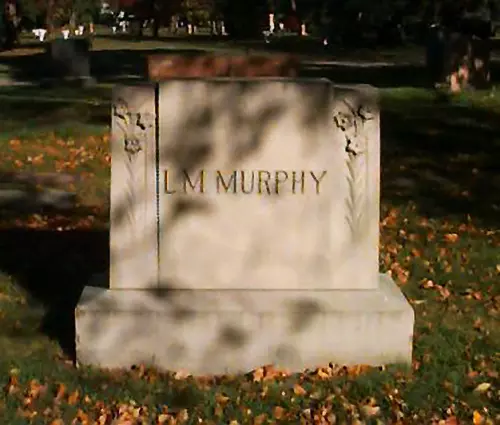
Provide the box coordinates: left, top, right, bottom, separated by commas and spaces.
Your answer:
444, 233, 459, 243
473, 410, 483, 425
157, 413, 169, 424
9, 139, 21, 148
73, 408, 90, 425
176, 408, 189, 423
43, 146, 64, 157
68, 389, 79, 405
31, 154, 45, 165
215, 393, 230, 404
27, 379, 46, 399
4, 373, 19, 395
293, 383, 307, 396
273, 406, 286, 419
55, 383, 66, 401
314, 368, 331, 379
253, 413, 267, 425
346, 364, 373, 377
252, 367, 265, 382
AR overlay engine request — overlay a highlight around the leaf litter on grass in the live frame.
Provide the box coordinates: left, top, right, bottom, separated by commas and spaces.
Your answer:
0, 133, 110, 230
0, 97, 499, 424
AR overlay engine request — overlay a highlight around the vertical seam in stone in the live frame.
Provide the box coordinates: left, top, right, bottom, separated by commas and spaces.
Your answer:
155, 83, 160, 288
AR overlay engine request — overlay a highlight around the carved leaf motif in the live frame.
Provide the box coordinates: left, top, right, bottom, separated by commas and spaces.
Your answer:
334, 99, 374, 242
113, 98, 130, 124
333, 111, 355, 132
124, 136, 142, 156
345, 156, 364, 240
333, 100, 374, 156
136, 112, 155, 130
113, 99, 155, 158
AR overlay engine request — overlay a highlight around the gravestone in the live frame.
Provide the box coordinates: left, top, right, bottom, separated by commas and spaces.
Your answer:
45, 38, 94, 86
75, 79, 414, 375
147, 54, 299, 81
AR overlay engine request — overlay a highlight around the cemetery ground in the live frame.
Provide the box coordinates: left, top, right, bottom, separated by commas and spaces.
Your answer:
0, 43, 499, 423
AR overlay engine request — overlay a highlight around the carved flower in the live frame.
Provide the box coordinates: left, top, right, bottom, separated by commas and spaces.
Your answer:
113, 98, 130, 123
345, 136, 365, 156
135, 112, 155, 130
124, 136, 142, 155
334, 100, 374, 157
333, 111, 355, 132
357, 105, 374, 122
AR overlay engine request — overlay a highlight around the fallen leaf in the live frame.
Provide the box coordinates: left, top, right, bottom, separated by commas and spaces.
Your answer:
293, 383, 307, 396
9, 139, 21, 148
174, 370, 190, 380
473, 410, 483, 425
157, 413, 169, 424
67, 390, 79, 405
273, 406, 286, 419
422, 279, 435, 289
253, 413, 267, 425
55, 383, 66, 401
27, 379, 47, 399
361, 397, 381, 418
215, 393, 230, 404
473, 382, 491, 393
176, 408, 189, 423
314, 368, 331, 379
252, 367, 265, 382
444, 233, 459, 243
4, 374, 19, 395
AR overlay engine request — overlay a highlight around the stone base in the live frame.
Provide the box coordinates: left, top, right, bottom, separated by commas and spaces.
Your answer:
75, 274, 414, 375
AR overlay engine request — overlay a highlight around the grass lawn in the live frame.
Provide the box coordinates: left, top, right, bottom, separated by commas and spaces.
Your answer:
0, 77, 499, 423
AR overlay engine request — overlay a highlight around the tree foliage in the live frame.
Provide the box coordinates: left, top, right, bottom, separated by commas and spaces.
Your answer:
19, 0, 100, 28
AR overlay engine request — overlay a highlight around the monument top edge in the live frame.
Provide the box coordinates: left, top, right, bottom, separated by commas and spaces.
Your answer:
157, 77, 331, 84
113, 79, 378, 95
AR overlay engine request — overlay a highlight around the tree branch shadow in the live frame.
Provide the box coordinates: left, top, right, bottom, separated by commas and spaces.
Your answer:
0, 229, 109, 360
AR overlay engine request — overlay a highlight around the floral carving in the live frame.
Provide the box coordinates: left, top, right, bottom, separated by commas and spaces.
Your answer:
333, 100, 374, 156
113, 98, 155, 158
334, 99, 375, 242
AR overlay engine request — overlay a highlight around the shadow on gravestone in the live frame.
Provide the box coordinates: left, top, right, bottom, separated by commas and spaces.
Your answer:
147, 53, 300, 80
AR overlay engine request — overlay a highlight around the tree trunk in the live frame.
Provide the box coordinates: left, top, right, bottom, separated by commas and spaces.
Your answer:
223, 1, 267, 39
150, 0, 160, 38
152, 13, 159, 38
46, 0, 56, 33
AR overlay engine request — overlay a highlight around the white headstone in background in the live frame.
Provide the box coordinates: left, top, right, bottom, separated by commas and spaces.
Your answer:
33, 28, 47, 41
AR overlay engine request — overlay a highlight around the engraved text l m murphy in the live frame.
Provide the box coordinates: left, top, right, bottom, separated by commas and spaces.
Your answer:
164, 170, 327, 195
